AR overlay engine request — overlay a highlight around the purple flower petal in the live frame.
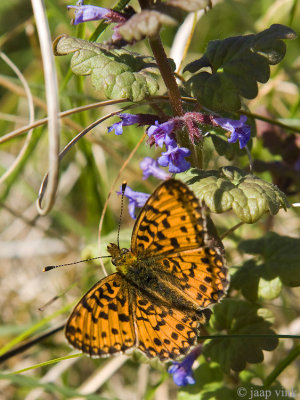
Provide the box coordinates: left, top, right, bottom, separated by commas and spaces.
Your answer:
158, 144, 191, 173
108, 113, 158, 135
108, 121, 123, 135
67, 0, 127, 25
67, 5, 111, 25
147, 120, 177, 148
140, 157, 171, 180
168, 345, 203, 387
118, 186, 150, 219
214, 115, 251, 149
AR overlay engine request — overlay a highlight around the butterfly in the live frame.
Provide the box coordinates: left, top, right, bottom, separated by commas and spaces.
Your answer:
65, 179, 228, 361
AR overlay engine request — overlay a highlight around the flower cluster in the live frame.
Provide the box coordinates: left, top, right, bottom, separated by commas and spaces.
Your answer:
109, 114, 191, 176
111, 112, 251, 218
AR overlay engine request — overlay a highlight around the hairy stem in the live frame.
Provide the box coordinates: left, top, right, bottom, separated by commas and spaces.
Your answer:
149, 35, 184, 116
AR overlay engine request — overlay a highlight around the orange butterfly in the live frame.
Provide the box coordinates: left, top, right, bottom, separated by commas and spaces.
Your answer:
65, 179, 228, 361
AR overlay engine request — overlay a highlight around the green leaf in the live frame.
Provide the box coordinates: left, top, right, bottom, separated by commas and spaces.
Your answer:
54, 35, 159, 101
231, 260, 282, 302
258, 277, 282, 301
210, 134, 235, 160
184, 24, 297, 111
178, 358, 225, 399
204, 299, 278, 372
231, 260, 261, 302
186, 166, 290, 223
179, 382, 234, 400
239, 232, 300, 287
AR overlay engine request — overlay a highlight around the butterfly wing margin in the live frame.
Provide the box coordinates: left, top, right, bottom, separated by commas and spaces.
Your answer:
65, 273, 136, 357
131, 179, 206, 256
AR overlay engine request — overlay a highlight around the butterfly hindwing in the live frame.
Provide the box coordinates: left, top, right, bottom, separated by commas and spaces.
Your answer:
65, 273, 136, 357
133, 290, 207, 361
159, 247, 228, 308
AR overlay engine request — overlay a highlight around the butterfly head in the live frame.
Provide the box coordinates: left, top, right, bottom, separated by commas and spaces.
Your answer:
107, 243, 137, 272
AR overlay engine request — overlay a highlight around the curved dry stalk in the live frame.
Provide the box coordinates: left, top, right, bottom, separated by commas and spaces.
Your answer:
0, 99, 130, 145
1, 94, 297, 146
97, 133, 147, 277
31, 0, 60, 216
0, 51, 34, 185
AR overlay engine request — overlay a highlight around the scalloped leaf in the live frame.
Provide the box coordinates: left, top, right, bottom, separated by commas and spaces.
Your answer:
184, 24, 297, 111
203, 299, 278, 372
186, 166, 290, 223
118, 10, 177, 42
54, 35, 159, 101
238, 232, 300, 287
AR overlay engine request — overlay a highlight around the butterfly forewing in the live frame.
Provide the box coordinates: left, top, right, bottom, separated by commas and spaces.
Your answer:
131, 179, 228, 308
131, 179, 206, 256
65, 273, 136, 357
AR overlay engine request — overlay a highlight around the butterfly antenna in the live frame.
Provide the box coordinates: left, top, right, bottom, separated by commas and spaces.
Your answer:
43, 255, 111, 272
117, 181, 127, 248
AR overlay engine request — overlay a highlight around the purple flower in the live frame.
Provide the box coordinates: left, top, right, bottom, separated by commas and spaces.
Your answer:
147, 120, 178, 148
214, 115, 251, 149
118, 186, 150, 219
168, 345, 202, 386
67, 1, 125, 25
158, 143, 191, 173
108, 113, 158, 135
140, 157, 171, 180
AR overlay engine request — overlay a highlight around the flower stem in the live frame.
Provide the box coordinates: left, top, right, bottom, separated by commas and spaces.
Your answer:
149, 35, 184, 117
